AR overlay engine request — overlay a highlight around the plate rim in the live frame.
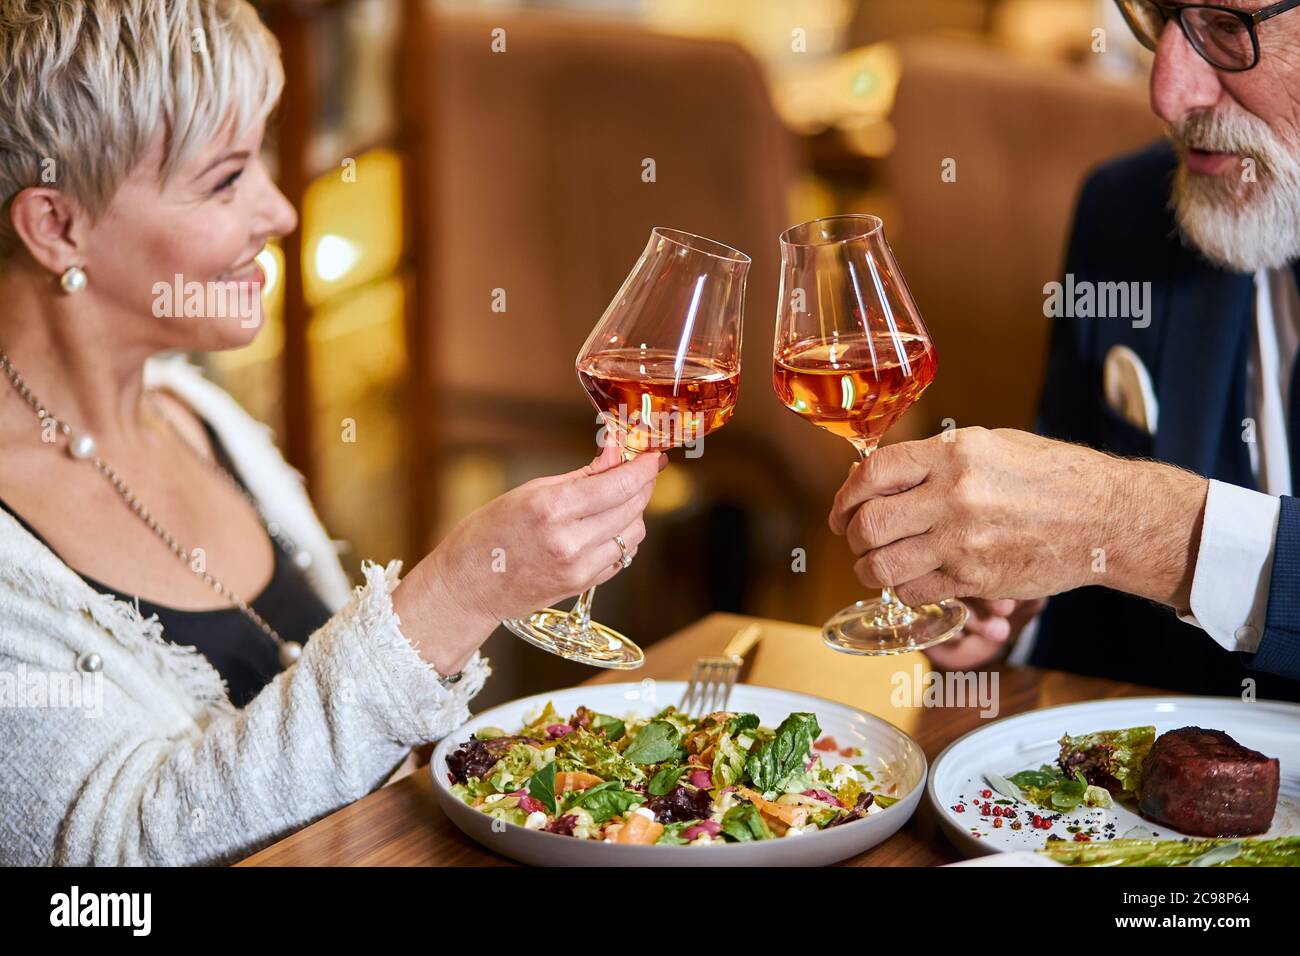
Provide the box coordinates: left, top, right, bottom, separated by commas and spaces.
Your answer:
430, 680, 930, 858
925, 693, 1300, 858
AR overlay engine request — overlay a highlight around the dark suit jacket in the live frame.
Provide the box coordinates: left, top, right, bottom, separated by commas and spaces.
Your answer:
1030, 140, 1300, 700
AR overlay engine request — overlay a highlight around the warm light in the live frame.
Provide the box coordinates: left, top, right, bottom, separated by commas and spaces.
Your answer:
300, 148, 404, 307
647, 462, 695, 515
771, 42, 902, 140
313, 234, 362, 283
255, 246, 280, 297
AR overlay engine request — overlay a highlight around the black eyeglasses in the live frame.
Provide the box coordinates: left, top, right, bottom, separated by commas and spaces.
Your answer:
1115, 0, 1300, 71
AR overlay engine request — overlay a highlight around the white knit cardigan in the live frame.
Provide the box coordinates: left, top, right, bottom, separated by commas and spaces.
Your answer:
0, 353, 491, 865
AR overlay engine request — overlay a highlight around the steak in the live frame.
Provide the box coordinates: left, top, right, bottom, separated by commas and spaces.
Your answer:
1138, 727, 1279, 837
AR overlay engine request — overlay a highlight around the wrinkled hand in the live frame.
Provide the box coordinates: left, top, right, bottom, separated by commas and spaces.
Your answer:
828, 427, 1206, 610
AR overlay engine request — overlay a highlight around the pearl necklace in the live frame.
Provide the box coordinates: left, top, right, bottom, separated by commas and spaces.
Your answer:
0, 350, 305, 667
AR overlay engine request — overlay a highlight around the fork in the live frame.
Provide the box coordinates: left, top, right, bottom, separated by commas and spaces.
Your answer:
678, 623, 763, 716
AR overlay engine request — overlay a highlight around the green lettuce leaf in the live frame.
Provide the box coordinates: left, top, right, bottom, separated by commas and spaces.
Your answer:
720, 802, 773, 842
624, 720, 682, 765
1057, 725, 1156, 796
528, 761, 558, 815
555, 728, 646, 785
745, 712, 820, 793
564, 781, 645, 823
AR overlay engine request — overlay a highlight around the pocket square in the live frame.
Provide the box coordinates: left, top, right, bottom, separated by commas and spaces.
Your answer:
1103, 344, 1158, 435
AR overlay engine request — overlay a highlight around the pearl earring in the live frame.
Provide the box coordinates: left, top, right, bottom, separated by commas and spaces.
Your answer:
59, 266, 87, 295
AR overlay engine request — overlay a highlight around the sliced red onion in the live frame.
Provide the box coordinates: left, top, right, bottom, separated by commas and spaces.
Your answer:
681, 820, 722, 841
517, 794, 546, 815
802, 789, 845, 807
546, 723, 574, 739
689, 769, 713, 789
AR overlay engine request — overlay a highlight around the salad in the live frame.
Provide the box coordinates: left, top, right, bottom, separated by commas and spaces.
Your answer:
444, 702, 897, 845
985, 726, 1157, 814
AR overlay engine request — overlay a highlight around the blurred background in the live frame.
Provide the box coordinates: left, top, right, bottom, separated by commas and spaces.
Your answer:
219, 0, 1162, 708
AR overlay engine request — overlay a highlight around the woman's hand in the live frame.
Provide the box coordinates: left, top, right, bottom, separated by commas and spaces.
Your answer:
393, 441, 665, 673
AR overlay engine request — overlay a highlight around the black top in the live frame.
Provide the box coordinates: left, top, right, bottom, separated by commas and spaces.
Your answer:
0, 418, 334, 707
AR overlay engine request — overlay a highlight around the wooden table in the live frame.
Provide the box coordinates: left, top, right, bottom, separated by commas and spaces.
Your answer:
238, 612, 1162, 866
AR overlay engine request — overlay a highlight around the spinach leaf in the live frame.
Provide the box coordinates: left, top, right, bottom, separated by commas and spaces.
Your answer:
566, 783, 645, 823
726, 713, 760, 736
1049, 772, 1089, 811
1009, 766, 1063, 789
624, 720, 682, 765
744, 712, 820, 792
720, 803, 772, 842
648, 763, 686, 796
561, 779, 618, 811
528, 761, 558, 815
590, 713, 626, 741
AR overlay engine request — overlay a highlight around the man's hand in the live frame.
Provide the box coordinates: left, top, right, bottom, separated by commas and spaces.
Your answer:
924, 597, 1045, 670
828, 427, 1208, 611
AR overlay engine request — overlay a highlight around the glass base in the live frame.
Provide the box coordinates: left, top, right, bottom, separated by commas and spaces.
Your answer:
822, 596, 968, 656
502, 607, 645, 669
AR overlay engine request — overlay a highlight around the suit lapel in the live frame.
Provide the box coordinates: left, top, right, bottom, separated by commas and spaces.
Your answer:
1152, 248, 1254, 482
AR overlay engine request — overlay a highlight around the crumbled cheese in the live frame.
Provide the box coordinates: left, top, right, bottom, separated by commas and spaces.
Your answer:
784, 826, 804, 837
523, 811, 548, 830
632, 806, 657, 821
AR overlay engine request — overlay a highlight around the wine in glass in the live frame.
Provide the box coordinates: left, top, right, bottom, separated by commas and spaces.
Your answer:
503, 227, 750, 668
772, 214, 968, 655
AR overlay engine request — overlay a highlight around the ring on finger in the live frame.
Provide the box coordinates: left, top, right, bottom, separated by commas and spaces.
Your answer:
614, 534, 632, 569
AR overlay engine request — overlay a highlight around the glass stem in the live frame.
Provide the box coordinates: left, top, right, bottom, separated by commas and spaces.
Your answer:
851, 438, 917, 627
565, 443, 638, 631
568, 585, 596, 631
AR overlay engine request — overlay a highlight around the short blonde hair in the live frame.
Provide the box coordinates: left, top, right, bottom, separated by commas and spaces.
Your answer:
0, 0, 284, 264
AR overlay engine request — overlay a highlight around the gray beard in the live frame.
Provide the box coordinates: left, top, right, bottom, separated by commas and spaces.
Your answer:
1170, 141, 1300, 274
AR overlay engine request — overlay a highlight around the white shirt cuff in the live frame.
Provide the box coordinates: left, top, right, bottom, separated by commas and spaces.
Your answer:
1176, 479, 1280, 654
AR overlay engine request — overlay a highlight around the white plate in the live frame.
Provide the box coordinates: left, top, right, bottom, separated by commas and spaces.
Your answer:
927, 696, 1300, 858
944, 851, 1062, 867
430, 682, 926, 866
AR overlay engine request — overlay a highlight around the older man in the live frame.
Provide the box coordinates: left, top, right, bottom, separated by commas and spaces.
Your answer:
830, 0, 1300, 700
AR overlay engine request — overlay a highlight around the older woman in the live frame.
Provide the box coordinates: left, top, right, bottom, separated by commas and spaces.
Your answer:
0, 0, 660, 865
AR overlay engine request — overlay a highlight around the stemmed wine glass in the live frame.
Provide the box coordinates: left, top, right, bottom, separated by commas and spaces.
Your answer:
772, 214, 968, 655
503, 227, 750, 668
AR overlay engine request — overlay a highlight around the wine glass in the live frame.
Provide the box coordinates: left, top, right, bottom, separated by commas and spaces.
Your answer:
502, 227, 750, 668
772, 214, 968, 655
